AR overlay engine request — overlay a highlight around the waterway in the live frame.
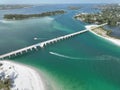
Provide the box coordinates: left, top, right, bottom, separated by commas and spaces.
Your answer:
0, 4, 120, 90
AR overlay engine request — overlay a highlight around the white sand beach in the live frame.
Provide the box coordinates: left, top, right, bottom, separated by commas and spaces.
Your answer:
85, 25, 120, 46
0, 60, 45, 90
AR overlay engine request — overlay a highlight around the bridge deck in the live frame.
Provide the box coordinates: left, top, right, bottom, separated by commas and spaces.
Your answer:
0, 29, 88, 59
0, 23, 107, 59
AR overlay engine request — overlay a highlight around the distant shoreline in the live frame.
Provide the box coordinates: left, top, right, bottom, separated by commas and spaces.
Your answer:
86, 25, 120, 46
0, 4, 33, 10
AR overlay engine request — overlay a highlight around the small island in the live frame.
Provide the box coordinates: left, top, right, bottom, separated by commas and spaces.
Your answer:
74, 4, 120, 26
0, 4, 33, 10
4, 10, 66, 20
68, 6, 81, 10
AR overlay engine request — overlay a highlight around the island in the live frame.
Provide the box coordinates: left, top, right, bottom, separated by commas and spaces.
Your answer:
74, 4, 120, 46
68, 6, 81, 10
74, 4, 120, 26
4, 10, 66, 20
0, 4, 33, 10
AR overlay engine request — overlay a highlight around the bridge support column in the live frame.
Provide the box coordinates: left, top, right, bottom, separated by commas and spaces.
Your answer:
34, 47, 38, 51
20, 52, 23, 54
40, 43, 44, 48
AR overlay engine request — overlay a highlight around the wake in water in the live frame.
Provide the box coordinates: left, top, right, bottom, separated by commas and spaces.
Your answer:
49, 52, 88, 60
0, 20, 14, 23
49, 52, 120, 61
96, 55, 120, 61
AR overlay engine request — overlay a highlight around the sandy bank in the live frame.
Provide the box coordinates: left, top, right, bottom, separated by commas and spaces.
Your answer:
0, 60, 45, 90
85, 25, 120, 46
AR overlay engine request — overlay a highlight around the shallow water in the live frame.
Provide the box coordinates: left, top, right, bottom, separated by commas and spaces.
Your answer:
0, 4, 120, 90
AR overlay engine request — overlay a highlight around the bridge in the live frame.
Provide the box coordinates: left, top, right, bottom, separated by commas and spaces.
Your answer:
0, 29, 88, 59
0, 23, 107, 60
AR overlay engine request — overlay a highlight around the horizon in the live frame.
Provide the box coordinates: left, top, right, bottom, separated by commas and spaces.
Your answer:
0, 0, 120, 4
0, 3, 120, 5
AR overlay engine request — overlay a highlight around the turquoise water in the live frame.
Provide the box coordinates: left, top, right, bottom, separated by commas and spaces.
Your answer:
0, 4, 120, 90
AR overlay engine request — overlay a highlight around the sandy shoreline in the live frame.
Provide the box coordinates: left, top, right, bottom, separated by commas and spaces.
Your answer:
85, 25, 120, 46
0, 60, 46, 90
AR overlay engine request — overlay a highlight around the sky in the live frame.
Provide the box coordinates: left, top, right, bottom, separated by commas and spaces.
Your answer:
0, 0, 120, 4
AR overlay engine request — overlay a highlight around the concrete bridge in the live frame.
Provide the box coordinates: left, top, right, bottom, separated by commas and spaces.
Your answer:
0, 23, 107, 60
0, 29, 88, 59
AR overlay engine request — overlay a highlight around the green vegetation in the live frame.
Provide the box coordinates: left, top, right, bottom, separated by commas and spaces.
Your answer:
4, 10, 66, 20
74, 4, 120, 26
0, 64, 11, 90
0, 79, 11, 90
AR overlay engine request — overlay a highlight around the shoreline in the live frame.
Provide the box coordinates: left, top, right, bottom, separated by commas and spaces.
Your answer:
4, 10, 66, 20
85, 25, 120, 46
0, 60, 47, 90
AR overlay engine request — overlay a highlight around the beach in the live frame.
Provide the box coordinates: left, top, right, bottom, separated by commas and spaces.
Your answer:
0, 60, 45, 90
85, 25, 120, 46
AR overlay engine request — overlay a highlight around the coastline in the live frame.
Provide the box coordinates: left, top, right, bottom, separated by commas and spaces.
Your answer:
85, 25, 120, 46
0, 60, 46, 90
